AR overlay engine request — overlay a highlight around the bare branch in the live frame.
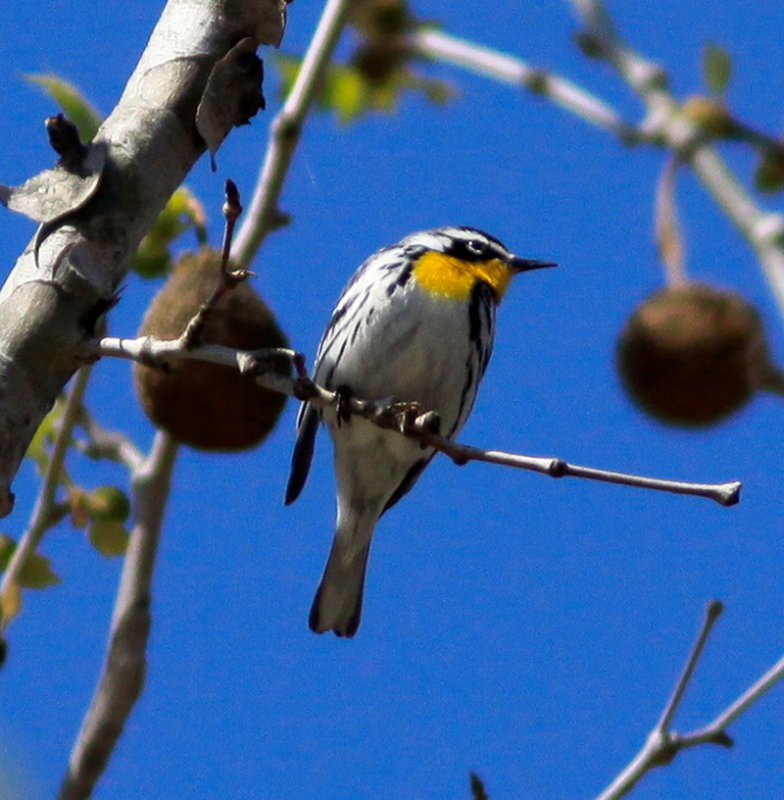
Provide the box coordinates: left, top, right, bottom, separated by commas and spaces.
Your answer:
594, 602, 784, 800
231, 0, 355, 265
656, 600, 724, 734
181, 179, 252, 349
412, 28, 641, 143
58, 431, 179, 800
87, 334, 741, 507
694, 649, 784, 737
415, 429, 740, 506
74, 408, 145, 472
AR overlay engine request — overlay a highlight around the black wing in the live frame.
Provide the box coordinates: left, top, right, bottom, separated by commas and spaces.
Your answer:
284, 403, 320, 505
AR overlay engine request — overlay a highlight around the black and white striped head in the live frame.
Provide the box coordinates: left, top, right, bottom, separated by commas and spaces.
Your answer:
398, 226, 555, 303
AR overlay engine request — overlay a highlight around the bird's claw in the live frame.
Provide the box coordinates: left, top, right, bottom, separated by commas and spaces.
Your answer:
375, 400, 441, 438
335, 385, 353, 426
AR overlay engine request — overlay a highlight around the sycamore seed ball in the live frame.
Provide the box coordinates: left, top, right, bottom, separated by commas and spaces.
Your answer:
134, 248, 289, 451
616, 282, 772, 428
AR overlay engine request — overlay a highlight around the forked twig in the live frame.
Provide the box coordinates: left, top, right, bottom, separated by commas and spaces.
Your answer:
181, 179, 252, 349
594, 601, 784, 800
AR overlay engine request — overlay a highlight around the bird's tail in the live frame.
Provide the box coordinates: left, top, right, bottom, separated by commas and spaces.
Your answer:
309, 516, 374, 638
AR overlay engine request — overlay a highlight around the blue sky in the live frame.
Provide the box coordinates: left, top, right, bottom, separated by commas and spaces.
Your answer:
1, 1, 784, 799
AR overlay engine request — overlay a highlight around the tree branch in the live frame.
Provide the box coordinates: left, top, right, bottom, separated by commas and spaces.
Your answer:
73, 408, 145, 472
414, 7, 784, 320
0, 365, 93, 633
0, 0, 287, 518
57, 431, 179, 800
566, 0, 784, 316
594, 601, 784, 800
412, 28, 641, 143
86, 334, 741, 507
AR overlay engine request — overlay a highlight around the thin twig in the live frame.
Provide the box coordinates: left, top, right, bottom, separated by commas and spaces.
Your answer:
412, 28, 641, 143
695, 649, 784, 735
182, 179, 252, 349
231, 0, 354, 265
654, 155, 687, 285
57, 431, 179, 800
0, 365, 93, 633
417, 430, 740, 506
656, 600, 724, 734
74, 408, 145, 471
86, 334, 741, 507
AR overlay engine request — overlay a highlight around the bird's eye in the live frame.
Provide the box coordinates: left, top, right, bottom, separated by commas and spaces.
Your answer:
466, 239, 485, 255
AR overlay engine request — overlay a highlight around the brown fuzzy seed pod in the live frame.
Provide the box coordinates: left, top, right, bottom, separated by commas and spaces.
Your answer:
134, 248, 289, 451
616, 283, 772, 428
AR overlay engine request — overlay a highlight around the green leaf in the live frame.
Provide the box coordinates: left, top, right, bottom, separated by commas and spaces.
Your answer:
274, 52, 452, 125
88, 519, 130, 557
133, 187, 207, 278
703, 43, 732, 97
0, 534, 61, 589
19, 554, 61, 588
274, 54, 302, 98
87, 486, 131, 523
26, 402, 64, 471
324, 64, 367, 124
0, 534, 14, 567
26, 74, 103, 141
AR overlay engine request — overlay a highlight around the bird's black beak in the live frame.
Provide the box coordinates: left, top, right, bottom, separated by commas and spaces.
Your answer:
508, 256, 557, 273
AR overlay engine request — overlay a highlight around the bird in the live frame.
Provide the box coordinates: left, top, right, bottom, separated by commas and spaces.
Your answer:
285, 226, 554, 637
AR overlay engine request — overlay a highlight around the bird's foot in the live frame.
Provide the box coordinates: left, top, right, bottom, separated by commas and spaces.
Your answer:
373, 399, 441, 439
334, 385, 354, 426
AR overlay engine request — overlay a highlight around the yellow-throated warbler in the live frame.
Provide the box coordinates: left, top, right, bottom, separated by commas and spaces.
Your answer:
286, 226, 554, 636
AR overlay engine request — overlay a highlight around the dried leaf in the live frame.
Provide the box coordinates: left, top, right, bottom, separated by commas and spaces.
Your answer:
196, 38, 265, 169
0, 141, 106, 223
247, 0, 289, 47
67, 487, 91, 529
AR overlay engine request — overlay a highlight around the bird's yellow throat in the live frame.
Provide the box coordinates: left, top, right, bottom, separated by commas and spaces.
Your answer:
413, 251, 512, 302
